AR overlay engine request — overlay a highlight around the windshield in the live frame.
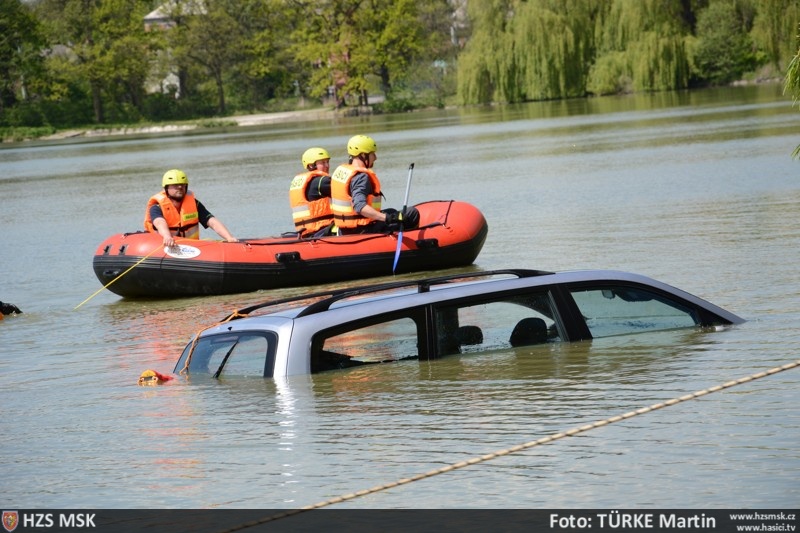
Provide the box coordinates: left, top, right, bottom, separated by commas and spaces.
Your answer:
570, 285, 699, 338
174, 331, 278, 378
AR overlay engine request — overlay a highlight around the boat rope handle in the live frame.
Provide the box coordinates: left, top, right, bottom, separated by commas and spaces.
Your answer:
178, 310, 249, 376
218, 359, 800, 531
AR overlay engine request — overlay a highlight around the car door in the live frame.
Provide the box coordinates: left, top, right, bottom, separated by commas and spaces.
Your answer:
430, 288, 566, 356
308, 308, 429, 373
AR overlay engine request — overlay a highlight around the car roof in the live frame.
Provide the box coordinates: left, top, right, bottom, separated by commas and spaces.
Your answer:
202, 269, 743, 333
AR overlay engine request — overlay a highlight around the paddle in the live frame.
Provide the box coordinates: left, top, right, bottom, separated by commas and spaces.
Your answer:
392, 163, 415, 274
74, 244, 163, 310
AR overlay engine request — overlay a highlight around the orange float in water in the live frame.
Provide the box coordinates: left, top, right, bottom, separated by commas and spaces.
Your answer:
137, 369, 175, 386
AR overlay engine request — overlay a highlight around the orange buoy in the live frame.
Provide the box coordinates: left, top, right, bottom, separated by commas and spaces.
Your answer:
137, 369, 174, 386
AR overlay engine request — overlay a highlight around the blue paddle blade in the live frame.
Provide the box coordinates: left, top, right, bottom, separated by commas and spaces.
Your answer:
392, 230, 403, 274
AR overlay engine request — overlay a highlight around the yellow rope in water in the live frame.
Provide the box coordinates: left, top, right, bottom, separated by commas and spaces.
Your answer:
74, 245, 163, 310
219, 359, 800, 532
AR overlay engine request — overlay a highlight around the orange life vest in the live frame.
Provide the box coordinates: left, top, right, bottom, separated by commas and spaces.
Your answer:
330, 164, 382, 228
144, 190, 200, 239
289, 170, 334, 234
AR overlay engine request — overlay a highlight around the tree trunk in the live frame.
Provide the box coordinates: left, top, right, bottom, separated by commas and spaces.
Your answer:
214, 70, 226, 114
91, 81, 104, 123
178, 67, 189, 99
379, 64, 391, 95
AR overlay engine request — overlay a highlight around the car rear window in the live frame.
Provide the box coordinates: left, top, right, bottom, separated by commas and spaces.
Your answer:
174, 331, 277, 377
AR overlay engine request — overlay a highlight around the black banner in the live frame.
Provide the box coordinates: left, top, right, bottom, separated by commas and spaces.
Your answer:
1, 509, 797, 533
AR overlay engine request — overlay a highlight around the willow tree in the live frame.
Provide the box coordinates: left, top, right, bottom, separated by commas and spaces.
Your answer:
588, 0, 692, 95
784, 23, 800, 157
458, 0, 698, 103
457, 0, 598, 104
455, 0, 512, 104
751, 0, 800, 70
509, 1, 596, 100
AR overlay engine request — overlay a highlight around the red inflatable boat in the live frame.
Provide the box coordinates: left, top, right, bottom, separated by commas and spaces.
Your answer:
92, 200, 489, 298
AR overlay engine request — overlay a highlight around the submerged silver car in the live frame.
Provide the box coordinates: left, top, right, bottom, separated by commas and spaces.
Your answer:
173, 269, 744, 379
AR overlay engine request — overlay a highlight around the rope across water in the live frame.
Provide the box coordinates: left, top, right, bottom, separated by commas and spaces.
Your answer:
219, 359, 800, 532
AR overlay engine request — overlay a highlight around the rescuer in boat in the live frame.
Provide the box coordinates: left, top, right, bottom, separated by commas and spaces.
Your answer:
289, 147, 336, 238
330, 134, 419, 235
144, 169, 239, 247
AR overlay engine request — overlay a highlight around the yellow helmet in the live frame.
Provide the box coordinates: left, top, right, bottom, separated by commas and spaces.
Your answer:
302, 147, 330, 169
347, 134, 377, 156
162, 169, 189, 187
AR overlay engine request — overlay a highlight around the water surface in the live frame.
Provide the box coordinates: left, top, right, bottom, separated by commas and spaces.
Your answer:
1, 84, 798, 509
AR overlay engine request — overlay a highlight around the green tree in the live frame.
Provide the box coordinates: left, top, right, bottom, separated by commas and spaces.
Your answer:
168, 0, 244, 115
289, 0, 371, 107
35, 0, 154, 124
402, 0, 458, 108
371, 0, 425, 96
0, 0, 46, 114
227, 0, 297, 110
694, 1, 756, 85
93, 0, 155, 120
291, 0, 444, 107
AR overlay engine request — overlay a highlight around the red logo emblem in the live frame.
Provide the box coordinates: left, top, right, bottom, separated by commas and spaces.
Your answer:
1, 511, 18, 533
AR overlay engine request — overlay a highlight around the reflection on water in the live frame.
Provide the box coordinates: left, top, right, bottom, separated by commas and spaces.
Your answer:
1, 84, 798, 508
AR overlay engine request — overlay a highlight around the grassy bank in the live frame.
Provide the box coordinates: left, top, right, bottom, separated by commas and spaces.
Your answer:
0, 118, 241, 144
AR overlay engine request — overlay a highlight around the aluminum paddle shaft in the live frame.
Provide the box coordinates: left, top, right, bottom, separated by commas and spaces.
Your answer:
392, 163, 415, 274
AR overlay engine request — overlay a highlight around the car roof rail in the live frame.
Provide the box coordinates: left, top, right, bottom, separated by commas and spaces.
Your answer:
294, 268, 554, 318
221, 269, 553, 322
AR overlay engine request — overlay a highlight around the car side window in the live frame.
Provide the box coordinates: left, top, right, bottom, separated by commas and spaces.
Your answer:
569, 285, 699, 338
311, 316, 421, 374
435, 292, 561, 356
179, 332, 276, 377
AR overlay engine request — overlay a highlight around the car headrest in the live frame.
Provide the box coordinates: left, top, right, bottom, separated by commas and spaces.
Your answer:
455, 325, 483, 345
509, 317, 548, 347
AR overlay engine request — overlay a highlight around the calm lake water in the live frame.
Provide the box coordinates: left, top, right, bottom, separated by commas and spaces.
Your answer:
1, 84, 798, 511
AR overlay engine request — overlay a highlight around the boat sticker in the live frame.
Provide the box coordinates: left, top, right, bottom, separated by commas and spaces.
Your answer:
164, 244, 201, 259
